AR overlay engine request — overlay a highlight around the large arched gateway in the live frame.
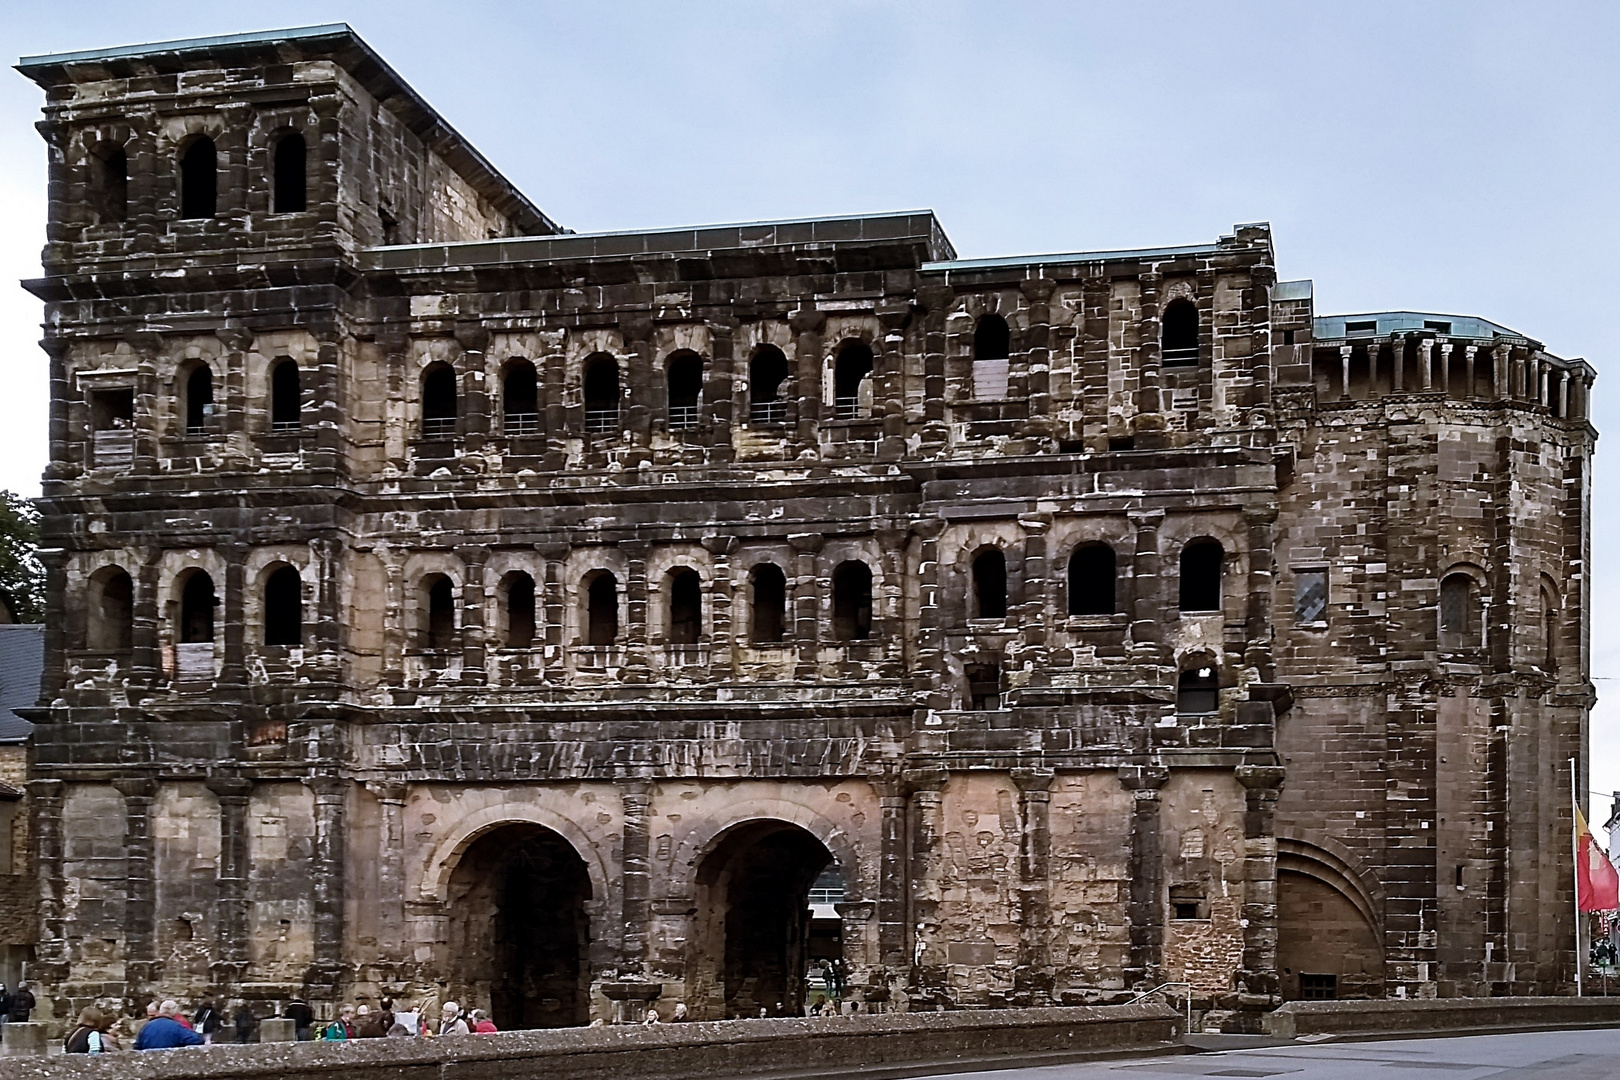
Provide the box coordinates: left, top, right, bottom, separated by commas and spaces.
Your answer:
688, 820, 839, 1019
446, 824, 592, 1029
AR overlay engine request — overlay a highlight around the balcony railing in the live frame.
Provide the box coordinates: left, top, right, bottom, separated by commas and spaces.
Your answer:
750, 400, 787, 426
92, 428, 134, 469
1161, 346, 1199, 365
270, 420, 301, 434
585, 408, 620, 433
504, 412, 541, 436
833, 396, 860, 420
667, 404, 700, 430
421, 416, 456, 439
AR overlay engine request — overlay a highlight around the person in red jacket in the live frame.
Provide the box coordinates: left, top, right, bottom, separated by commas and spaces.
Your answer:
470, 1009, 497, 1034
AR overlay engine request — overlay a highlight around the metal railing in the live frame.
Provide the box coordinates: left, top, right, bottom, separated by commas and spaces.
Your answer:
504, 411, 540, 436
421, 416, 456, 439
667, 404, 700, 430
1161, 346, 1199, 365
1126, 981, 1192, 1031
584, 408, 620, 433
833, 396, 861, 420
750, 400, 787, 426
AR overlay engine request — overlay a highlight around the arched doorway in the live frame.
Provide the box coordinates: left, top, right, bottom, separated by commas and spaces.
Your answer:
1276, 840, 1384, 1000
446, 824, 591, 1029
691, 821, 839, 1018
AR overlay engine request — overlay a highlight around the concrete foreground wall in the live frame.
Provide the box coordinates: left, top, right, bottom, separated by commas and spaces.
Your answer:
1265, 996, 1620, 1039
0, 1005, 1180, 1080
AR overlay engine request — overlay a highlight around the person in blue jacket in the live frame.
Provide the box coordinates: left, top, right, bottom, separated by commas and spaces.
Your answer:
134, 1001, 204, 1050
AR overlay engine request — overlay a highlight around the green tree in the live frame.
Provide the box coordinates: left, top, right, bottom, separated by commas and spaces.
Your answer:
0, 491, 43, 623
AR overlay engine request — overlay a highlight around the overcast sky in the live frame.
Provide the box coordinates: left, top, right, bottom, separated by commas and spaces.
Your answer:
2, 2, 1618, 803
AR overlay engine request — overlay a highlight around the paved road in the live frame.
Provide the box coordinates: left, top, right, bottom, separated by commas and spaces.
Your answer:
911, 1028, 1620, 1080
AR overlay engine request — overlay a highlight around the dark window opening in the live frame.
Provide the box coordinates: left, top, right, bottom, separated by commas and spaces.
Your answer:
833, 342, 873, 420
587, 573, 618, 645
750, 563, 787, 643
1282, 328, 1296, 346
1423, 320, 1452, 334
1177, 665, 1219, 715
832, 561, 873, 641
90, 388, 134, 431
270, 361, 301, 432
1344, 320, 1377, 335
503, 361, 540, 436
973, 313, 1010, 360
1298, 974, 1337, 1001
1179, 540, 1223, 612
749, 346, 790, 425
185, 365, 213, 436
93, 147, 128, 224
584, 356, 620, 433
1455, 864, 1465, 890
668, 568, 701, 644
1068, 544, 1116, 616
1439, 573, 1476, 648
1161, 298, 1199, 365
379, 205, 400, 245
89, 569, 133, 652
264, 565, 302, 647
667, 352, 703, 430
1543, 592, 1558, 672
1108, 436, 1135, 452
273, 132, 306, 213
180, 572, 216, 644
971, 549, 1007, 620
506, 573, 536, 650
1170, 885, 1207, 920
179, 137, 217, 219
1295, 568, 1328, 624
966, 662, 1001, 711
422, 363, 457, 438
425, 575, 455, 650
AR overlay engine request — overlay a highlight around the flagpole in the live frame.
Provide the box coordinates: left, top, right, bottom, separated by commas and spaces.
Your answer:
1573, 756, 1583, 997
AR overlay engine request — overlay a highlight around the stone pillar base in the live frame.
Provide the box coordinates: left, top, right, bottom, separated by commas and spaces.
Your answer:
0, 1023, 46, 1056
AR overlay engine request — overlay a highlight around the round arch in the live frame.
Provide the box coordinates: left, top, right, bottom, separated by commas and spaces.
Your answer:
669, 800, 865, 905
419, 802, 612, 910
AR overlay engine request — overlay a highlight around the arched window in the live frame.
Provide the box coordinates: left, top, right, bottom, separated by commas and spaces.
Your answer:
586, 572, 619, 645
1162, 298, 1199, 365
424, 575, 455, 650
749, 345, 790, 425
88, 568, 133, 652
1179, 540, 1223, 612
833, 341, 874, 420
1068, 544, 1116, 616
667, 568, 701, 645
666, 351, 703, 430
184, 365, 213, 436
93, 146, 128, 225
264, 565, 302, 646
583, 356, 620, 433
971, 549, 1007, 620
273, 131, 306, 214
180, 571, 216, 644
973, 313, 1011, 361
506, 572, 536, 650
179, 137, 217, 219
832, 561, 873, 641
270, 360, 300, 432
1542, 587, 1559, 672
750, 563, 787, 643
966, 662, 1002, 711
1439, 572, 1476, 648
422, 363, 457, 438
503, 360, 539, 436
1178, 664, 1219, 714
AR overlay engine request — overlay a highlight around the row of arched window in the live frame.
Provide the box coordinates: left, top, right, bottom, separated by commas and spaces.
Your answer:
170, 359, 302, 437
85, 565, 304, 652
87, 130, 306, 225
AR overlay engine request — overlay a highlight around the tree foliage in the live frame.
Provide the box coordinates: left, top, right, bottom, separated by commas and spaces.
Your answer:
0, 491, 44, 623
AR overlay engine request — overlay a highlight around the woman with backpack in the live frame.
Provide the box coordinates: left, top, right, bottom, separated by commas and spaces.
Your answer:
65, 1008, 118, 1054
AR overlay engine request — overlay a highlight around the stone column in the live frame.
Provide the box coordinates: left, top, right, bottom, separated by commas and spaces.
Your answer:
621, 540, 651, 683
207, 774, 253, 986
702, 534, 737, 673
911, 518, 947, 712
458, 544, 489, 684
37, 550, 67, 699
305, 776, 347, 995
1233, 765, 1285, 1031
1127, 510, 1165, 664
368, 781, 409, 966
112, 776, 159, 991
26, 780, 68, 985
877, 528, 910, 668
454, 325, 490, 452
1019, 515, 1051, 658
1494, 343, 1510, 399
1419, 338, 1434, 391
221, 542, 247, 687
620, 781, 653, 975
877, 304, 911, 461
1012, 768, 1055, 1002
41, 337, 72, 482
313, 537, 342, 671
876, 775, 908, 970
1244, 508, 1278, 683
1134, 273, 1165, 448
1392, 335, 1405, 393
789, 532, 824, 680
1338, 345, 1352, 400
132, 550, 162, 685
539, 543, 569, 681
707, 319, 736, 465
904, 766, 947, 985
1019, 278, 1054, 446
789, 306, 826, 451
1439, 342, 1453, 395
1120, 764, 1169, 988
1560, 370, 1571, 418
1465, 345, 1478, 399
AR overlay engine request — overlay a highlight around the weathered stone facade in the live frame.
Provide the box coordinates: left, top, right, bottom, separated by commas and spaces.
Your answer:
17, 25, 1594, 1029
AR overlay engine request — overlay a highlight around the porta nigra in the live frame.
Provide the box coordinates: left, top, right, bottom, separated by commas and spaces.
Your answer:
15, 24, 1595, 1030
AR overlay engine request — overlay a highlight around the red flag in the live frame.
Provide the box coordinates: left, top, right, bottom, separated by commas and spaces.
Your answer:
1576, 803, 1620, 912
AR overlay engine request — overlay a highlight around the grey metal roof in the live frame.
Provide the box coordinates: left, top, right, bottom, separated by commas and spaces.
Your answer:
365, 210, 955, 272
0, 625, 41, 744
1270, 280, 1314, 302
16, 24, 562, 238
920, 242, 1221, 276
1313, 311, 1528, 343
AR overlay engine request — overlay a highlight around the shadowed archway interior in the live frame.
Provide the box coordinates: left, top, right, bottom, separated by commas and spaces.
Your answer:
446, 823, 591, 1029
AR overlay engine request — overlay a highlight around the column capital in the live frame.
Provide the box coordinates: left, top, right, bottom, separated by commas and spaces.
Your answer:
366, 780, 408, 804
1235, 764, 1287, 792
205, 774, 253, 800
112, 776, 157, 800
1118, 764, 1170, 795
1011, 767, 1055, 793
903, 766, 948, 794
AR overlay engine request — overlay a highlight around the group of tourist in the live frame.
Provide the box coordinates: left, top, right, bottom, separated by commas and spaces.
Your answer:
288, 998, 496, 1040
